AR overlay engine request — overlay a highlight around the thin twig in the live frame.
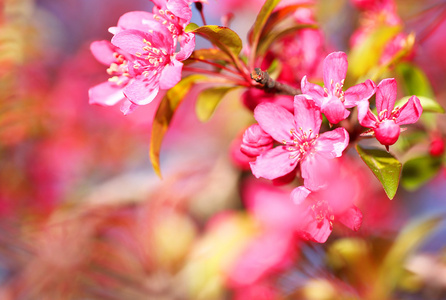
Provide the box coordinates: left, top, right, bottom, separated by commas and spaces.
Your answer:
251, 68, 301, 96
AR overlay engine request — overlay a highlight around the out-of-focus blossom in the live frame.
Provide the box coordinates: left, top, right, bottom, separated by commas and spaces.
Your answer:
429, 133, 445, 157
290, 158, 364, 243
301, 52, 376, 124
358, 78, 422, 147
244, 96, 349, 191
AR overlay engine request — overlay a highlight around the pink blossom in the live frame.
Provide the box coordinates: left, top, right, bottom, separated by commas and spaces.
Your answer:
110, 23, 184, 106
88, 40, 137, 114
357, 78, 422, 146
290, 158, 364, 243
240, 124, 274, 157
244, 96, 349, 191
301, 51, 376, 124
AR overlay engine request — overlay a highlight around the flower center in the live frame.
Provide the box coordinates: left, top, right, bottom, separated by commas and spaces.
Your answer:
154, 9, 181, 40
282, 127, 318, 160
324, 79, 345, 102
134, 39, 169, 77
311, 199, 334, 228
106, 52, 130, 86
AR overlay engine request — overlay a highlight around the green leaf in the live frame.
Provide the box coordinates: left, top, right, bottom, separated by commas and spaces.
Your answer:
355, 145, 402, 199
401, 155, 442, 191
185, 24, 243, 59
195, 87, 236, 122
395, 96, 444, 114
185, 48, 232, 65
149, 75, 207, 178
397, 63, 435, 98
248, 0, 281, 66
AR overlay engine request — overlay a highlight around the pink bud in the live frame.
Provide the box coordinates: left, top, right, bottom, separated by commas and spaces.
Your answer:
374, 119, 400, 146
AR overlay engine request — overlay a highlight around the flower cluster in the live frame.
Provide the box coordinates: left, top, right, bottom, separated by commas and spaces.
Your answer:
241, 51, 422, 242
89, 0, 196, 114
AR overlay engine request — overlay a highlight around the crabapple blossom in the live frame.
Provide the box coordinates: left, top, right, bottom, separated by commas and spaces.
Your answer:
110, 24, 185, 107
357, 78, 422, 147
301, 51, 376, 124
243, 95, 349, 191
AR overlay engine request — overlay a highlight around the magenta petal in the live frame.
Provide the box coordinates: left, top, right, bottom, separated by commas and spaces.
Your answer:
90, 41, 117, 66
294, 95, 322, 135
344, 79, 376, 107
299, 211, 332, 243
117, 11, 156, 32
120, 99, 138, 115
123, 77, 160, 105
250, 146, 298, 180
337, 206, 363, 231
323, 52, 348, 93
112, 30, 149, 55
167, 0, 192, 22
254, 102, 296, 142
241, 124, 273, 157
290, 186, 311, 205
159, 60, 183, 90
321, 95, 350, 124
300, 153, 333, 191
395, 95, 423, 125
89, 81, 125, 106
176, 32, 195, 61
301, 76, 325, 106
315, 128, 349, 159
357, 100, 378, 128
376, 78, 397, 116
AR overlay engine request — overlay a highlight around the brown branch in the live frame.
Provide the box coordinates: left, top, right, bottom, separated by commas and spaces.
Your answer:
251, 68, 301, 96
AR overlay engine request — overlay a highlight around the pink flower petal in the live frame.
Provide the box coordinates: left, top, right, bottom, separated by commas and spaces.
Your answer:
90, 40, 117, 66
111, 30, 150, 56
344, 79, 376, 107
176, 32, 196, 61
159, 60, 183, 90
254, 102, 296, 143
321, 95, 350, 124
293, 95, 322, 135
120, 99, 138, 115
323, 52, 348, 94
250, 146, 298, 180
301, 76, 325, 107
357, 100, 378, 128
395, 95, 423, 125
376, 78, 397, 117
167, 0, 193, 22
290, 186, 311, 205
375, 119, 400, 146
337, 206, 363, 231
123, 76, 160, 105
240, 124, 273, 157
300, 153, 333, 191
88, 81, 125, 106
315, 127, 349, 159
111, 11, 157, 34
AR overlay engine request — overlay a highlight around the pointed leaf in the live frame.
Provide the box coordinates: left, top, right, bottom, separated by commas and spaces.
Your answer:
184, 48, 232, 65
401, 155, 442, 191
149, 75, 207, 177
355, 144, 402, 199
395, 96, 444, 114
196, 86, 236, 122
185, 24, 242, 58
249, 0, 281, 44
